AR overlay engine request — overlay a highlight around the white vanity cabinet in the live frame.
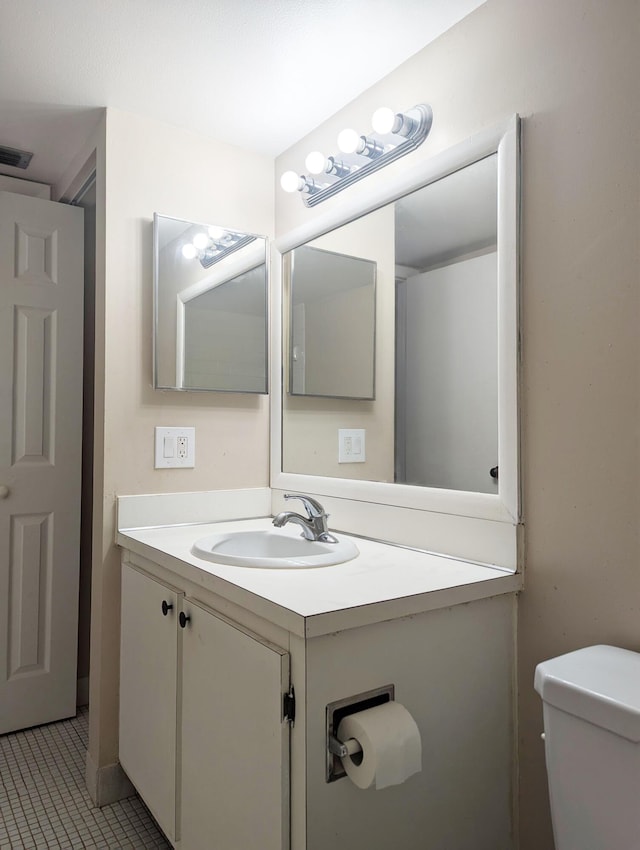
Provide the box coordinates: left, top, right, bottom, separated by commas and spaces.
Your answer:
179, 597, 290, 850
117, 519, 521, 850
119, 560, 291, 850
119, 563, 181, 842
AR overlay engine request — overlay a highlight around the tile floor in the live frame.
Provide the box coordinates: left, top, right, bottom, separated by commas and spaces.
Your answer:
0, 707, 171, 849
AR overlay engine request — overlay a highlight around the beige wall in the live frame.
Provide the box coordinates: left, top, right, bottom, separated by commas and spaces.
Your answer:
304, 285, 373, 396
89, 108, 273, 780
276, 2, 640, 848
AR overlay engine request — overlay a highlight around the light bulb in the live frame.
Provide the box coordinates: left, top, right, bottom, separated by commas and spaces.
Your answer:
181, 243, 197, 259
280, 170, 302, 193
208, 225, 225, 240
305, 151, 326, 175
372, 107, 396, 135
192, 232, 209, 250
337, 128, 360, 154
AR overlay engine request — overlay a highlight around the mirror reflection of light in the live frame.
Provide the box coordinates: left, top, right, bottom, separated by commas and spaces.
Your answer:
181, 243, 197, 259
192, 232, 209, 250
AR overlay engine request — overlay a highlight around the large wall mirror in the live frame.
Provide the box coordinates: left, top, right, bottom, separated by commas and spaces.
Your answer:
154, 214, 268, 393
272, 116, 520, 524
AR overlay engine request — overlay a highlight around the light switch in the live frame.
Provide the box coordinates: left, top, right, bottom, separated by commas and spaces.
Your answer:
155, 427, 195, 468
338, 428, 366, 463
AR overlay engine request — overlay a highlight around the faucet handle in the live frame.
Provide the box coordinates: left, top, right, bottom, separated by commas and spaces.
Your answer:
283, 493, 326, 518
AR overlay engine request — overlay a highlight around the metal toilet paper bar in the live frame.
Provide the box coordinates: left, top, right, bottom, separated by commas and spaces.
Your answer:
328, 734, 362, 759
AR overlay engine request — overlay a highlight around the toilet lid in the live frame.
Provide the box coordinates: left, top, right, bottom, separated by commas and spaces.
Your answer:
534, 645, 640, 742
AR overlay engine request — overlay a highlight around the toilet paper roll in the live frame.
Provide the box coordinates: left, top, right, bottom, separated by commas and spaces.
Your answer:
337, 701, 422, 790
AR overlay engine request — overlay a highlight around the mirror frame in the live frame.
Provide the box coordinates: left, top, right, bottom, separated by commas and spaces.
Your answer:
271, 115, 520, 525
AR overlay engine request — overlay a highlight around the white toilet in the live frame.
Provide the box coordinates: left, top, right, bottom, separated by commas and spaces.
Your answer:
534, 644, 640, 850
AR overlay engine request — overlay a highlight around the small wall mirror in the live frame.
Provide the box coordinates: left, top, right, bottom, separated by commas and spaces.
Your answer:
153, 214, 268, 393
288, 245, 376, 399
273, 116, 519, 524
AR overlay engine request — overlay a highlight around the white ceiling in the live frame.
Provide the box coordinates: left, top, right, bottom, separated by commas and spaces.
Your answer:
0, 0, 484, 187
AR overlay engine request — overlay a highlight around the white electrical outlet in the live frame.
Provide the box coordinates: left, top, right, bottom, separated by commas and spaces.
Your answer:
338, 428, 366, 463
155, 427, 195, 468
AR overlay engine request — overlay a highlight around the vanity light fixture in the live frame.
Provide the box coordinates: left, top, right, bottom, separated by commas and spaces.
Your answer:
181, 227, 256, 269
280, 103, 433, 207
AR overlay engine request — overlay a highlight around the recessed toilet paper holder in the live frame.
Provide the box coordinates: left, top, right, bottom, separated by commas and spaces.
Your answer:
326, 684, 395, 782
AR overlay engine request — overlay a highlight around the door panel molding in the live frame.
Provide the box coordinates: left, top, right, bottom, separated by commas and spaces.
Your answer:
15, 222, 59, 284
13, 306, 56, 465
8, 512, 52, 677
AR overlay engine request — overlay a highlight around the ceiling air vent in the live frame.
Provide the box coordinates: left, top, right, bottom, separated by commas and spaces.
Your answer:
0, 145, 34, 169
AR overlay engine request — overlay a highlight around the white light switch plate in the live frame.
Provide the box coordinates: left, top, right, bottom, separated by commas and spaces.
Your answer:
338, 428, 366, 463
155, 427, 195, 468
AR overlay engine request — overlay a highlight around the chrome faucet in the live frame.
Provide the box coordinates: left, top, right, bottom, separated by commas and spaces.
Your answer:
272, 494, 338, 543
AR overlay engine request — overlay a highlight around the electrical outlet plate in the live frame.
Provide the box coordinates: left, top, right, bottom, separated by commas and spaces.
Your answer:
155, 427, 195, 468
338, 428, 366, 463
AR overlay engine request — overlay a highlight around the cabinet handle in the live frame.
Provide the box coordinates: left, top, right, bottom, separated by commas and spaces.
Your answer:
179, 611, 191, 629
161, 600, 174, 616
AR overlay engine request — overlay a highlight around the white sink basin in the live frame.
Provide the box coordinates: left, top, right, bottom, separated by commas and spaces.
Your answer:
191, 529, 359, 569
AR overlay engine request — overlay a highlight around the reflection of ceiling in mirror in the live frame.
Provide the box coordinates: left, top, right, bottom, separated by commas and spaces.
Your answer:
157, 217, 193, 250
395, 154, 497, 273
187, 266, 266, 316
292, 246, 375, 305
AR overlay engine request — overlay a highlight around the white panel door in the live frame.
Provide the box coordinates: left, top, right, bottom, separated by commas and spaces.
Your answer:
181, 599, 290, 850
0, 191, 83, 734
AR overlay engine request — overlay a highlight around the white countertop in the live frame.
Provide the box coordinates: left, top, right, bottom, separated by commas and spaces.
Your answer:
117, 517, 521, 637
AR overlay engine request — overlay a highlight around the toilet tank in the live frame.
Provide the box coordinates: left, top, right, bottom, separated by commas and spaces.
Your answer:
534, 645, 640, 850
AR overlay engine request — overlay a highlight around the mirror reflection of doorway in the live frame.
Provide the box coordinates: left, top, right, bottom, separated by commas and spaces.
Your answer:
395, 251, 498, 493
394, 154, 499, 494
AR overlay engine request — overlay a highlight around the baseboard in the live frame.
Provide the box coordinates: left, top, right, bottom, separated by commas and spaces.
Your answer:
76, 676, 89, 707
85, 749, 135, 807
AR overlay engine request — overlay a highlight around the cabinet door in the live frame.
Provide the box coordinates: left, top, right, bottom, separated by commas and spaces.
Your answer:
119, 562, 180, 842
180, 598, 290, 850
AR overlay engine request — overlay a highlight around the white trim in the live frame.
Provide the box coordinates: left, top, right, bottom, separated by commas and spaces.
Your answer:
496, 118, 521, 522
57, 149, 97, 204
175, 295, 185, 388
271, 116, 521, 528
76, 676, 89, 707
85, 751, 135, 807
0, 175, 51, 199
